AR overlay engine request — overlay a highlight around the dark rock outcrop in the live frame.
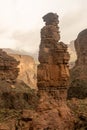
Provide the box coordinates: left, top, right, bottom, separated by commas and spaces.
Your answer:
67, 98, 87, 130
0, 50, 38, 113
75, 29, 87, 66
0, 49, 19, 81
0, 110, 35, 130
0, 50, 38, 129
68, 29, 87, 99
0, 80, 38, 109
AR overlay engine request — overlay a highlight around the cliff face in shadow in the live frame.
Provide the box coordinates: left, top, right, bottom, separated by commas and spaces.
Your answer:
68, 29, 87, 99
0, 49, 19, 81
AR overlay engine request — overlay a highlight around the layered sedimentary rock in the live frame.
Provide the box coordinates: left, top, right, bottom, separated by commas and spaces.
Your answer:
0, 49, 19, 81
68, 29, 87, 99
37, 12, 70, 100
36, 13, 74, 129
3, 49, 37, 89
10, 54, 37, 89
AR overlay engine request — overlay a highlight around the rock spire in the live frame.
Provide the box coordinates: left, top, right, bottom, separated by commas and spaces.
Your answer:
37, 12, 70, 100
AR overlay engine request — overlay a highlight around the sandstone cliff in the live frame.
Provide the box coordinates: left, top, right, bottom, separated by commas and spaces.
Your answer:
68, 29, 87, 99
37, 13, 70, 92
68, 41, 77, 68
3, 49, 37, 89
10, 54, 37, 89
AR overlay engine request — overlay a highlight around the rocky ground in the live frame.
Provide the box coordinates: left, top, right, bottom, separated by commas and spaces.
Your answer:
0, 91, 74, 130
0, 80, 38, 109
67, 98, 87, 130
0, 96, 87, 129
0, 79, 38, 130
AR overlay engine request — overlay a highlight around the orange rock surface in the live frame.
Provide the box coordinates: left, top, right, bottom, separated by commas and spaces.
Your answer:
37, 13, 70, 99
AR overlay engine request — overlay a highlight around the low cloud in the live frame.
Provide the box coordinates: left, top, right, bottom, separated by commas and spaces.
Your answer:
60, 6, 87, 43
12, 30, 40, 52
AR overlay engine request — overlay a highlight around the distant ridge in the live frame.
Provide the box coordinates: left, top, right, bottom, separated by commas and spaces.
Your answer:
2, 48, 38, 61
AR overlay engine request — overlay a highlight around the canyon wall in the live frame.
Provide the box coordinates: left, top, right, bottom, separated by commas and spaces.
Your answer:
3, 49, 37, 89
10, 54, 37, 89
0, 49, 37, 110
68, 29, 87, 99
0, 49, 19, 81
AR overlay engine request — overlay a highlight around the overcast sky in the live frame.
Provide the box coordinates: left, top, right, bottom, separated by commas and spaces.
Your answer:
0, 0, 87, 52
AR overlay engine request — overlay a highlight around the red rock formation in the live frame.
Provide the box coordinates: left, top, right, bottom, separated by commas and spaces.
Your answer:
2, 48, 37, 89
0, 49, 19, 81
36, 13, 74, 129
0, 13, 75, 130
68, 29, 87, 99
37, 12, 70, 100
75, 29, 87, 65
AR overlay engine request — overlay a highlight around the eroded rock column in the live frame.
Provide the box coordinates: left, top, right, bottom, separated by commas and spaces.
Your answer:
37, 13, 70, 100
